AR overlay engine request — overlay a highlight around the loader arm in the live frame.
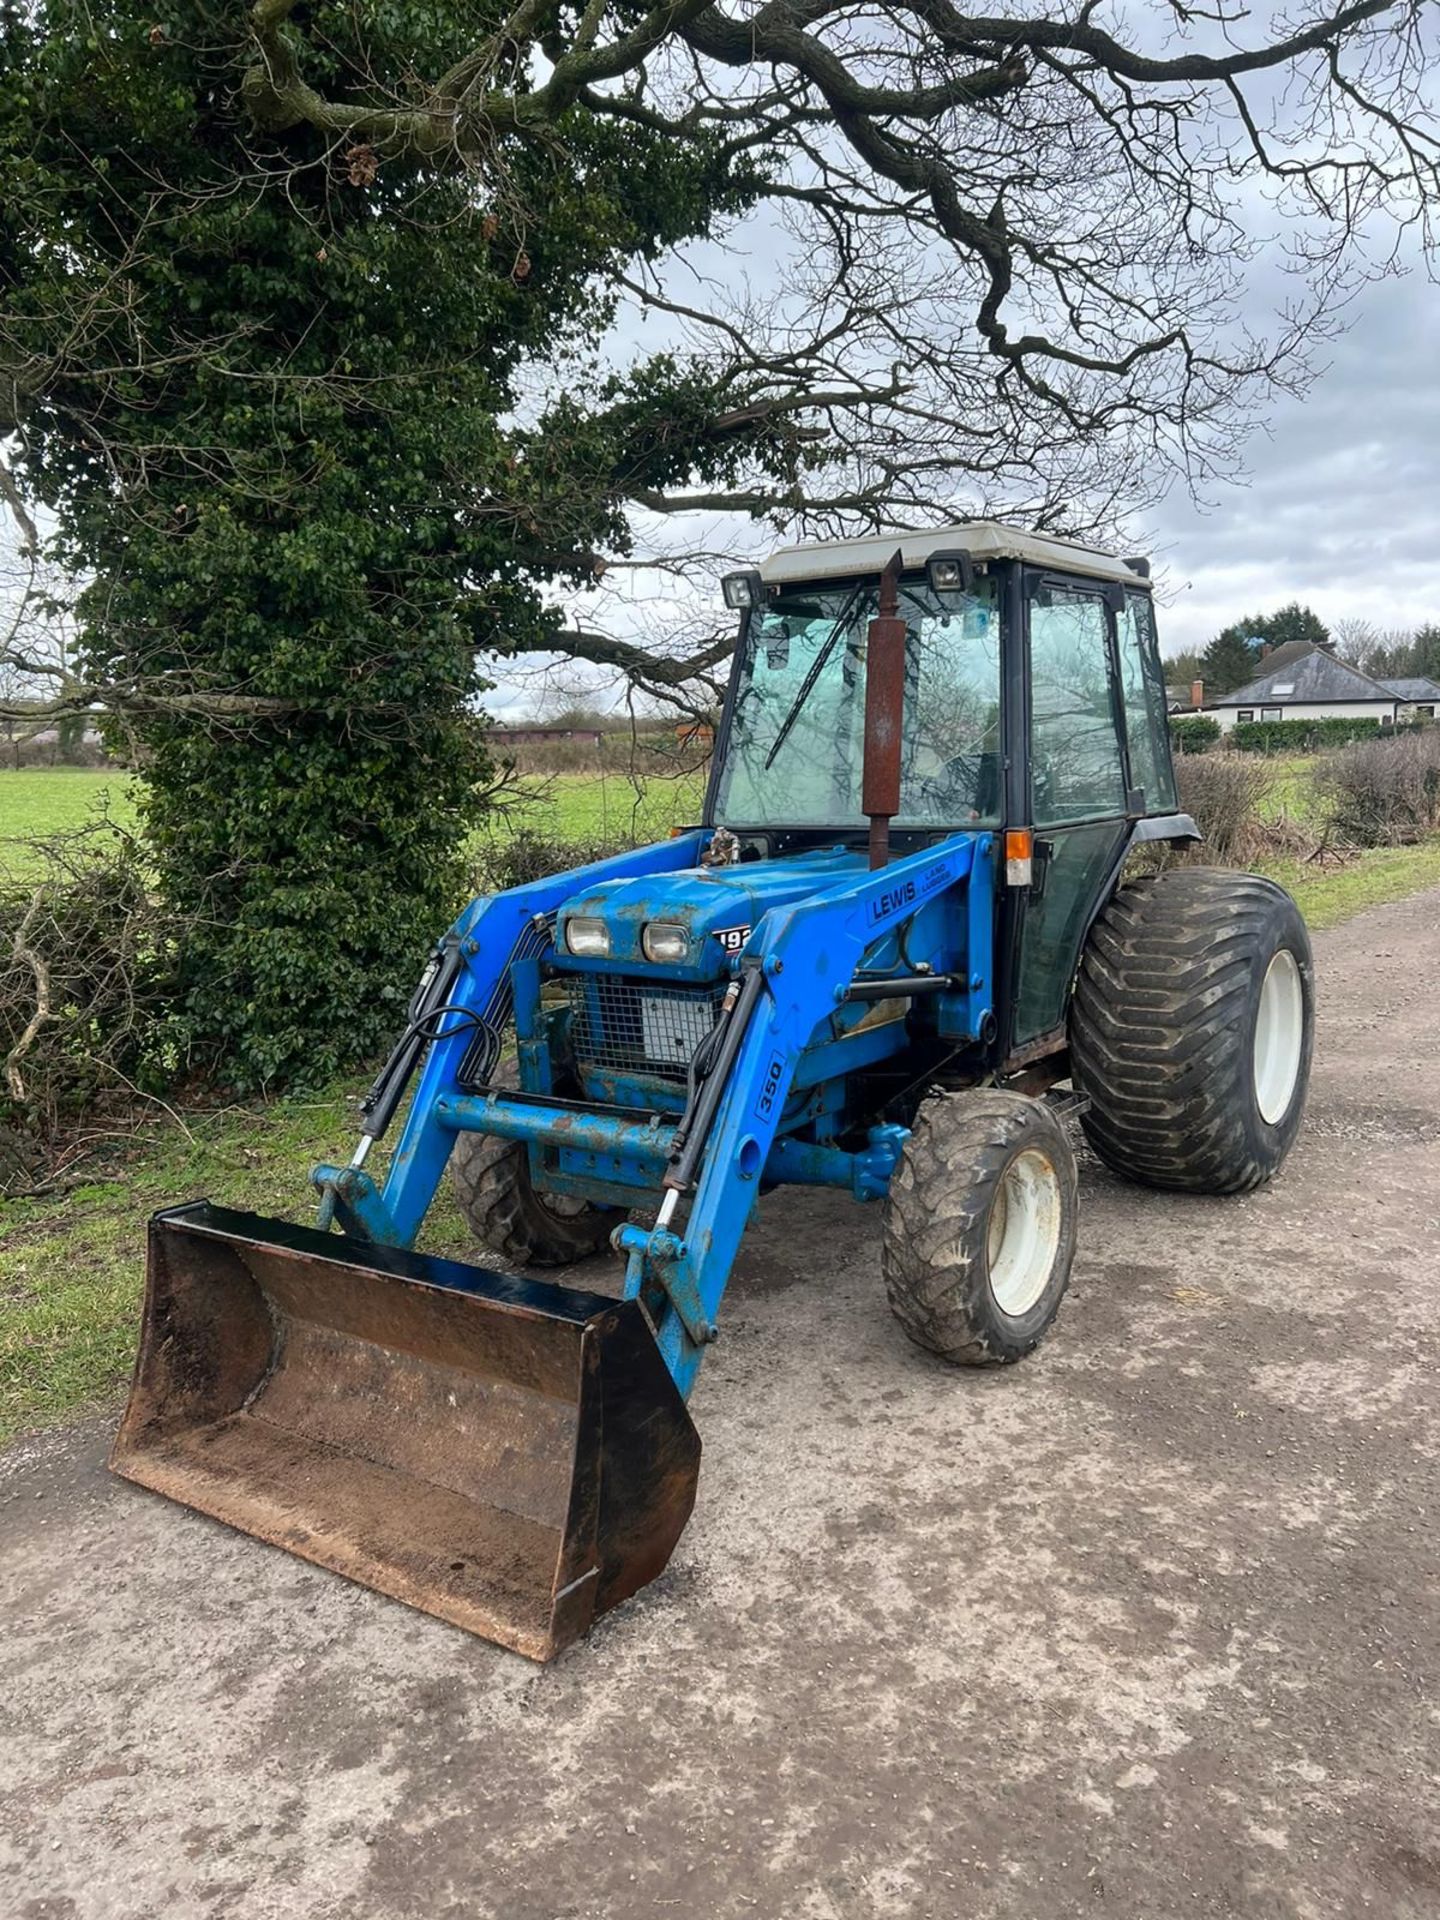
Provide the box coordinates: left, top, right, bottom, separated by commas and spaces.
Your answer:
316, 828, 994, 1406
614, 833, 996, 1397
311, 830, 707, 1245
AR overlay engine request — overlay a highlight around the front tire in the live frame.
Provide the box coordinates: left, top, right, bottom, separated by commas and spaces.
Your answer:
882, 1091, 1078, 1366
449, 1066, 616, 1266
1069, 867, 1314, 1194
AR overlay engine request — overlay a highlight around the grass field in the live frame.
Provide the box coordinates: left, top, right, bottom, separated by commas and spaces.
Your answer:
1255, 753, 1325, 827
490, 767, 703, 847
0, 767, 139, 870
5, 753, 1440, 1442
0, 766, 702, 876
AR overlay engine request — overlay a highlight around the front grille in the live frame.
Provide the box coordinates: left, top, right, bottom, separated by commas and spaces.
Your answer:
564, 975, 724, 1080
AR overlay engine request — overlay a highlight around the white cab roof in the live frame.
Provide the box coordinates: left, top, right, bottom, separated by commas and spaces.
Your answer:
759, 521, 1147, 589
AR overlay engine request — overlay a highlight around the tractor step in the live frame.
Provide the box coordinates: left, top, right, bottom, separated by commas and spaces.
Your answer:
109, 1203, 700, 1660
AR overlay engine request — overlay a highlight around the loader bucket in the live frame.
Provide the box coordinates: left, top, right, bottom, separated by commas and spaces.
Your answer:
109, 1202, 700, 1661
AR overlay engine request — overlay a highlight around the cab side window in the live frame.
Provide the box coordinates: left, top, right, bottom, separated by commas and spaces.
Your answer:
1028, 590, 1127, 824
1115, 593, 1178, 812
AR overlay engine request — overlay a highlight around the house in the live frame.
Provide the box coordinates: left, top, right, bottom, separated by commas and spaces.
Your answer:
1166, 678, 1205, 714
488, 725, 604, 747
1378, 677, 1440, 718
1209, 646, 1402, 732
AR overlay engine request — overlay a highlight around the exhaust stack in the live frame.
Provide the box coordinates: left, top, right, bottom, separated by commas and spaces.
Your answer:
863, 549, 906, 869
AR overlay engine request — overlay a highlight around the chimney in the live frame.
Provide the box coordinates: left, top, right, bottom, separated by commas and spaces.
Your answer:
1191, 677, 1204, 710
1260, 643, 1272, 658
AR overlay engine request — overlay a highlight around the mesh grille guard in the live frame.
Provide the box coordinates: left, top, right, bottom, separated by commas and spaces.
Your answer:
565, 975, 726, 1081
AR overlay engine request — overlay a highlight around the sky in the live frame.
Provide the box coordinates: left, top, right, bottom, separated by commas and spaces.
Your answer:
1141, 258, 1440, 659
483, 238, 1440, 716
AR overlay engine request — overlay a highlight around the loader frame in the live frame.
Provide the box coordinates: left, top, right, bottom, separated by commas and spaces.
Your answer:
315, 829, 997, 1399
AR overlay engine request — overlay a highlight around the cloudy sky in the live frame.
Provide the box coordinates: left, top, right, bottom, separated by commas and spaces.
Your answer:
482, 231, 1440, 717
1143, 255, 1440, 658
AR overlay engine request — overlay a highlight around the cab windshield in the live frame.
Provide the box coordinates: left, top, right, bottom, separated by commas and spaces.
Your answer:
712, 576, 1002, 828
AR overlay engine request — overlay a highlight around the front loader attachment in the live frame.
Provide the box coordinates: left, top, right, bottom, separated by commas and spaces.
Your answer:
109, 1203, 700, 1661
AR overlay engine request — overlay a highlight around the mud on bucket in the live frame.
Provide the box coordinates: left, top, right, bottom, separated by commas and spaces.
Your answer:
109, 1203, 700, 1661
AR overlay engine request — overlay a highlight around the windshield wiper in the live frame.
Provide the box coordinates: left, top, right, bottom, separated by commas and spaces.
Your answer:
762, 584, 865, 771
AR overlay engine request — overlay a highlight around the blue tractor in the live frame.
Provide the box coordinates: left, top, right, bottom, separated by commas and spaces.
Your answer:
112, 523, 1315, 1660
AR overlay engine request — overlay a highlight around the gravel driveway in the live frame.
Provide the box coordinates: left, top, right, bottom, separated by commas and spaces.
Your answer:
3, 885, 1438, 1920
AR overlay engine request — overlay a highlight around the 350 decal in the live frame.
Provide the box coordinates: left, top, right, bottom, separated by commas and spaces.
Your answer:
753, 1050, 787, 1121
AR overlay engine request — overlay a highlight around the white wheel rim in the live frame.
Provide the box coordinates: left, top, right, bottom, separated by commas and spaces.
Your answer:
1253, 948, 1304, 1126
986, 1148, 1063, 1317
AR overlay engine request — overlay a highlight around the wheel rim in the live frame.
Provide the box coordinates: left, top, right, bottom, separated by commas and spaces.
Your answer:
986, 1148, 1063, 1317
1253, 948, 1304, 1126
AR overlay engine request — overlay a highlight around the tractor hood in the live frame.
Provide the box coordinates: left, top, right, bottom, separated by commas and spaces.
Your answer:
555, 846, 866, 980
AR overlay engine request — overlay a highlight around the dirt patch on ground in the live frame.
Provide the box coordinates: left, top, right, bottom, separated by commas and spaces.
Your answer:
3, 888, 1438, 1919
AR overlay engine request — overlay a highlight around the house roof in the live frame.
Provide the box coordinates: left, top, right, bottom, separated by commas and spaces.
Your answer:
1251, 639, 1315, 675
1216, 645, 1396, 707
1379, 677, 1440, 702
761, 521, 1148, 590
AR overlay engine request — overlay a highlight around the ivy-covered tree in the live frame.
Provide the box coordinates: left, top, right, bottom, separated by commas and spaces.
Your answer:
0, 1, 775, 1086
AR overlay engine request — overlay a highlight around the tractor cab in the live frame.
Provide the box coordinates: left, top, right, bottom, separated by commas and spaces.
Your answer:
547, 522, 1189, 1101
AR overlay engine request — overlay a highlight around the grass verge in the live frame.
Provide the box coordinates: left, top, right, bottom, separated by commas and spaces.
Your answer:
1254, 836, 1440, 929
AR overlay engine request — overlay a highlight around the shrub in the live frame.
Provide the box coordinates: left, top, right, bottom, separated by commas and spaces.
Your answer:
0, 823, 182, 1190
471, 828, 642, 894
1314, 730, 1440, 847
1168, 715, 1221, 753
1229, 716, 1385, 754
1173, 755, 1272, 864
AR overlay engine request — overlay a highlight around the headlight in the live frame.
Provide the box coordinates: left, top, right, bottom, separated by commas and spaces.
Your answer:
565, 916, 611, 958
641, 921, 690, 964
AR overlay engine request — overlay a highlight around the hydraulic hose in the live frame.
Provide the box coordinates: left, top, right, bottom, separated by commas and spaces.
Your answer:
663, 963, 767, 1197
357, 937, 467, 1143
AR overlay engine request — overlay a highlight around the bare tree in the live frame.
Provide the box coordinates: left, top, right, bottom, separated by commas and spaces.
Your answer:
5, 0, 1438, 714
242, 0, 1440, 696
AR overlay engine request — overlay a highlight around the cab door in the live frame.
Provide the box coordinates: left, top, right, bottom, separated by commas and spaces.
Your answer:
1011, 574, 1132, 1051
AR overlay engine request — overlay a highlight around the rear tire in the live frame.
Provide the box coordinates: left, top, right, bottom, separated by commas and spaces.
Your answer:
1069, 867, 1313, 1194
882, 1091, 1078, 1366
449, 1070, 615, 1267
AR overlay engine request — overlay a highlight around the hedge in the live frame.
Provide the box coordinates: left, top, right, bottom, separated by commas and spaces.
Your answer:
1229, 716, 1386, 754
1168, 715, 1221, 753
